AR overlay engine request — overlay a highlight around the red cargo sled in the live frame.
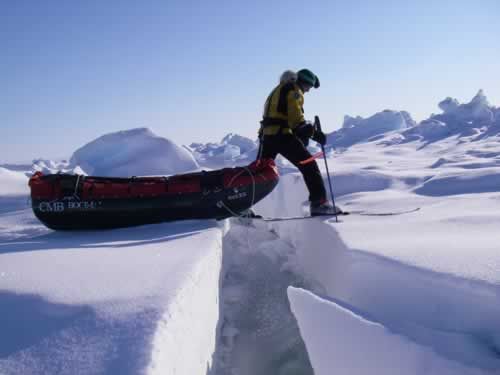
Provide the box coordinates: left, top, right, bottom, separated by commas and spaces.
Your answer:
29, 159, 279, 230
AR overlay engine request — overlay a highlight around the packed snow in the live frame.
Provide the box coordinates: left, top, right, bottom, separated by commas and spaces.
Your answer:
329, 110, 415, 148
188, 133, 259, 169
0, 168, 28, 196
288, 287, 491, 375
70, 128, 200, 176
1, 90, 500, 374
0, 167, 30, 214
31, 159, 86, 176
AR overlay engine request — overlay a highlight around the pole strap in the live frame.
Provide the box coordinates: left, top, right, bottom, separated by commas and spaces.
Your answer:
298, 151, 324, 165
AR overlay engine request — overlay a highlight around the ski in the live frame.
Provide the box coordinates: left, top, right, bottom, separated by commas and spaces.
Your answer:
349, 207, 420, 216
250, 212, 349, 222
250, 208, 420, 222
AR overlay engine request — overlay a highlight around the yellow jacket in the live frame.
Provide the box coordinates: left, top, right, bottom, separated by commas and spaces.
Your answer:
261, 81, 305, 136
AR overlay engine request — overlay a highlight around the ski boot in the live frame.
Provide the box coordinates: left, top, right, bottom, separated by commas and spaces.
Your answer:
310, 199, 343, 216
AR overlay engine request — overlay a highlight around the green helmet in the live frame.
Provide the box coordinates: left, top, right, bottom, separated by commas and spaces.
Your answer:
297, 69, 320, 88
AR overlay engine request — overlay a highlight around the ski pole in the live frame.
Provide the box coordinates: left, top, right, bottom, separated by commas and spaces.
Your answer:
314, 116, 338, 222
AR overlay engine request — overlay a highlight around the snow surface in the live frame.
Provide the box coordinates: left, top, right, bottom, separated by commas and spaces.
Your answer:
1, 90, 500, 374
0, 217, 223, 375
0, 167, 28, 196
0, 168, 30, 214
70, 128, 200, 176
189, 133, 258, 169
327, 90, 500, 149
289, 287, 488, 375
329, 110, 415, 148
31, 159, 86, 175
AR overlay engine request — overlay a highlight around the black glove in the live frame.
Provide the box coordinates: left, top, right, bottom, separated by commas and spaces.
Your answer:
312, 130, 327, 146
294, 122, 314, 147
295, 121, 314, 139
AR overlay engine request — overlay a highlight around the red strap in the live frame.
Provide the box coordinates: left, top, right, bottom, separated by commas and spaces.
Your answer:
299, 151, 324, 165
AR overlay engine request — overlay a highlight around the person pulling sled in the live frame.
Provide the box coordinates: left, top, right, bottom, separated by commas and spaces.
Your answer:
257, 69, 342, 216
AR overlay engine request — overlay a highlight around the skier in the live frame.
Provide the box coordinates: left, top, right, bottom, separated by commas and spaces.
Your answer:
257, 69, 342, 215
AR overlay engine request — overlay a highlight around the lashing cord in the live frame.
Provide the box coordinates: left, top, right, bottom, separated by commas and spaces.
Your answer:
216, 165, 257, 219
29, 173, 83, 209
216, 165, 259, 252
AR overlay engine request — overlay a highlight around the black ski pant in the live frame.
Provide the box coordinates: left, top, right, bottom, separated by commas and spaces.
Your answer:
257, 134, 326, 203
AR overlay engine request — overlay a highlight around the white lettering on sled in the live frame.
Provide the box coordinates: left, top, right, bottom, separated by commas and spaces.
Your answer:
39, 201, 65, 212
227, 192, 248, 201
38, 201, 102, 212
68, 201, 101, 210
68, 201, 99, 210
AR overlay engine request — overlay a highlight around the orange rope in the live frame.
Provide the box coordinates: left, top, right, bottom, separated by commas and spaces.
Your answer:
299, 151, 324, 165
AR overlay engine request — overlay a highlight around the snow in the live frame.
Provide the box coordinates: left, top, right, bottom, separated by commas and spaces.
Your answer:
0, 167, 28, 196
220, 133, 256, 155
403, 118, 452, 140
288, 287, 488, 375
415, 169, 500, 196
0, 218, 223, 375
31, 159, 85, 175
189, 134, 258, 169
70, 128, 200, 176
1, 90, 500, 374
328, 110, 415, 148
435, 90, 495, 127
0, 168, 30, 214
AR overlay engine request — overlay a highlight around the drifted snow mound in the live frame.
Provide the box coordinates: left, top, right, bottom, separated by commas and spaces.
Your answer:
70, 128, 199, 177
190, 133, 256, 158
288, 288, 486, 375
329, 110, 414, 148
434, 90, 495, 128
410, 90, 499, 141
221, 133, 256, 155
414, 168, 500, 196
494, 108, 500, 125
402, 119, 452, 141
385, 90, 498, 146
0, 167, 29, 195
189, 133, 258, 167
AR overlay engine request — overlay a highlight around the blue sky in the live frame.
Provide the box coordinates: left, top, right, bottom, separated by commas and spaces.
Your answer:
2, 0, 499, 162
